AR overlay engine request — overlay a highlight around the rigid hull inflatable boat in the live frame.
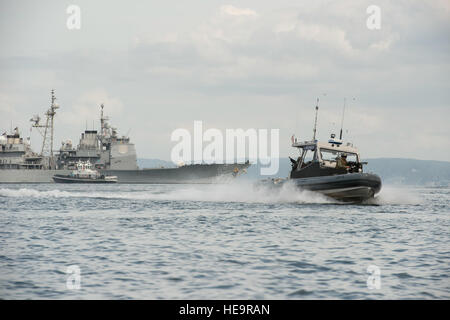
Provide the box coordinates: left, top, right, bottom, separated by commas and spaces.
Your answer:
260, 100, 382, 202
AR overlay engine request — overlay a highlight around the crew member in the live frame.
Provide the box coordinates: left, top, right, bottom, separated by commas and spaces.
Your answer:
336, 153, 348, 169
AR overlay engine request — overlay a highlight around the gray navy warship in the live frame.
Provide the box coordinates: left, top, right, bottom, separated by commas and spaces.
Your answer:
0, 90, 250, 183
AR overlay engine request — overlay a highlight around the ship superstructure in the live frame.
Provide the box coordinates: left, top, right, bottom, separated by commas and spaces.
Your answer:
0, 127, 43, 170
56, 104, 138, 171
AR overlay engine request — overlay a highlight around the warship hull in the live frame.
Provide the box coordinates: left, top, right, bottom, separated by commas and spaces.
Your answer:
0, 163, 249, 184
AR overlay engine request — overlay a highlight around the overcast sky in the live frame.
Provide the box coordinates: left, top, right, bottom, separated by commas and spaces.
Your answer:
1, 0, 449, 161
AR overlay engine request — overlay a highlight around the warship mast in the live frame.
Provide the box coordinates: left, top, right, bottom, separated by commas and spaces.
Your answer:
30, 90, 59, 168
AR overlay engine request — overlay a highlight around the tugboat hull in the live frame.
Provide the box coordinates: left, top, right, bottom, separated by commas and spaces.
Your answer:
52, 175, 117, 183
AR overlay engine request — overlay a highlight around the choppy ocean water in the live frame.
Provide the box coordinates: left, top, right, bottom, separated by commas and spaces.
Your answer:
0, 182, 449, 299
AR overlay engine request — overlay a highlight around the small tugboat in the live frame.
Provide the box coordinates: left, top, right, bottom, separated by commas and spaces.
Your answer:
53, 160, 118, 183
260, 99, 381, 202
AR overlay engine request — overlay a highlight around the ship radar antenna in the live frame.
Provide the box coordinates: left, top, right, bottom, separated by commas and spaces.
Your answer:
339, 98, 346, 140
313, 98, 319, 141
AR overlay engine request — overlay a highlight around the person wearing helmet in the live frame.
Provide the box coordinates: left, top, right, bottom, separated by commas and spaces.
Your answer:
336, 153, 348, 169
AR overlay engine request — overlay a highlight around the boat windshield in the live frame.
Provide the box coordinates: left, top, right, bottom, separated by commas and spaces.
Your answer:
319, 148, 358, 163
303, 149, 315, 162
296, 145, 317, 168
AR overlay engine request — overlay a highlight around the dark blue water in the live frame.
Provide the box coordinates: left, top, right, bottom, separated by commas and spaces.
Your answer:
0, 183, 449, 299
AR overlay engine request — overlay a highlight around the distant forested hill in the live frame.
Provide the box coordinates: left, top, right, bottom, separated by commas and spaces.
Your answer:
363, 158, 450, 186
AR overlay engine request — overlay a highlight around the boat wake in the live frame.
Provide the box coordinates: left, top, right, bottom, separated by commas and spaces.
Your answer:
366, 185, 423, 205
0, 182, 333, 204
164, 182, 334, 204
0, 184, 422, 205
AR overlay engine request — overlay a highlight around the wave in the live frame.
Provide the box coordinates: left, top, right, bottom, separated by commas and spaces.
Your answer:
2, 183, 423, 205
368, 185, 423, 205
0, 188, 76, 198
160, 181, 333, 204
0, 182, 333, 204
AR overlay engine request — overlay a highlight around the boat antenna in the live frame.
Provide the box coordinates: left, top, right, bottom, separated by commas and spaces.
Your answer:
313, 98, 319, 141
339, 98, 346, 140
